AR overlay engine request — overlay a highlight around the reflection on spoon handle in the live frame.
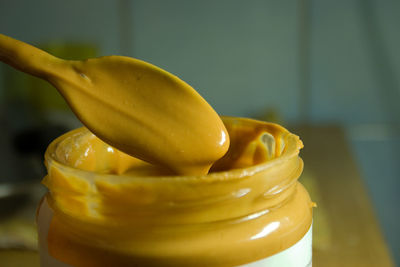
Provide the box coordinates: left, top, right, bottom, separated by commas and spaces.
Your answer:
0, 33, 63, 79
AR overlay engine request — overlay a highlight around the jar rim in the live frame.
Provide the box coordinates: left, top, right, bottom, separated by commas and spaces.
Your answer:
44, 116, 303, 184
43, 116, 305, 225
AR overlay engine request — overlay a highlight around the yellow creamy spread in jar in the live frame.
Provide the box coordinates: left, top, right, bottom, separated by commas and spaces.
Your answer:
37, 117, 313, 267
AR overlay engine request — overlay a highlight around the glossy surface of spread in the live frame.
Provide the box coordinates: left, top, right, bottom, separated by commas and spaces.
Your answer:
0, 33, 229, 175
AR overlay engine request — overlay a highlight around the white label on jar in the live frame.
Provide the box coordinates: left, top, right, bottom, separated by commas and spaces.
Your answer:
240, 225, 312, 267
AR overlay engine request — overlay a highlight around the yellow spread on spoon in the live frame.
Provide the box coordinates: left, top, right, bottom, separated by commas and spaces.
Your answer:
0, 33, 229, 175
1, 34, 313, 266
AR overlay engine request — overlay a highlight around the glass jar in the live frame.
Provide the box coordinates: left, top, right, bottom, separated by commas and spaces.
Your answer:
37, 117, 313, 267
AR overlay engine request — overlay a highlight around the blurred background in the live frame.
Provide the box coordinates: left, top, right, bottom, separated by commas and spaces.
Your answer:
0, 0, 399, 266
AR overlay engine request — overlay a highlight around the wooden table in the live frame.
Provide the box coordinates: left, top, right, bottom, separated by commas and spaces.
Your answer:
0, 126, 395, 266
293, 125, 395, 267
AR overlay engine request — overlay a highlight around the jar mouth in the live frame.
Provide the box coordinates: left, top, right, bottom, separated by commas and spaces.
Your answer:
43, 116, 304, 225
44, 116, 303, 184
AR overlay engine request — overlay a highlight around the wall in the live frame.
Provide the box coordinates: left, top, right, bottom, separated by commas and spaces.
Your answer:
1, 0, 399, 125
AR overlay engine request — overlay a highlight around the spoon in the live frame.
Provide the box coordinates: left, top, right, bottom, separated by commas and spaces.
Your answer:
0, 33, 229, 175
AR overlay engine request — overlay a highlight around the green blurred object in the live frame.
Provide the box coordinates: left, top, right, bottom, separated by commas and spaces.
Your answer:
27, 43, 98, 116
4, 42, 97, 127
0, 250, 40, 267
